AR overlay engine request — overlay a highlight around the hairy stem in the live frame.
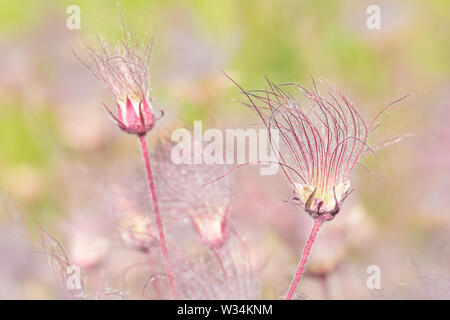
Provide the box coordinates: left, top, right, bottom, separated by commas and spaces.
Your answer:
138, 134, 177, 299
285, 218, 323, 300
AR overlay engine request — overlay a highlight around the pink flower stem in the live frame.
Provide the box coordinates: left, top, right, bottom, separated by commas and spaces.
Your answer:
285, 218, 323, 300
138, 134, 177, 299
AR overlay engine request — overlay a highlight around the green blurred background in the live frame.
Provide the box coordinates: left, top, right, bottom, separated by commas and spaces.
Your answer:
0, 0, 449, 299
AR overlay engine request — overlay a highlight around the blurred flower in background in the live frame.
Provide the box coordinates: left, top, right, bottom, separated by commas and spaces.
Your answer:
0, 0, 449, 299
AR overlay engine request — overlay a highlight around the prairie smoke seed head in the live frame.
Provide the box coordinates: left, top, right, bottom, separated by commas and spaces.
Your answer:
228, 75, 408, 222
110, 185, 158, 252
190, 205, 229, 248
75, 26, 158, 136
118, 213, 156, 252
155, 143, 232, 248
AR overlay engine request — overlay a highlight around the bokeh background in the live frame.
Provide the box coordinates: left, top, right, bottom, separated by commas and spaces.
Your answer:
0, 0, 449, 299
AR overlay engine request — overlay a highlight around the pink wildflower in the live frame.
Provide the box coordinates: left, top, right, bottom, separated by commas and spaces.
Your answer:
230, 76, 408, 221
74, 27, 157, 136
169, 239, 260, 300
75, 23, 177, 298
155, 142, 233, 249
226, 73, 408, 299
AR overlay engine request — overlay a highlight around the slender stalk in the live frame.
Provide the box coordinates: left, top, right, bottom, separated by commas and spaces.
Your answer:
285, 218, 323, 300
138, 134, 177, 299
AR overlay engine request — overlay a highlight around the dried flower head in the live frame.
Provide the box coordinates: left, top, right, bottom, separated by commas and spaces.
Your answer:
170, 240, 260, 300
230, 75, 408, 222
75, 24, 157, 136
110, 185, 158, 252
155, 143, 233, 248
40, 227, 86, 299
